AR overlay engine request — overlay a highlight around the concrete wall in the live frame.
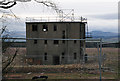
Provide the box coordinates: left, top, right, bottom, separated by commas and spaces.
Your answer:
26, 22, 86, 65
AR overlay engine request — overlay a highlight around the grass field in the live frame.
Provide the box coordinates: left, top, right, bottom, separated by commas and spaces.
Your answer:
3, 48, 119, 79
5, 72, 117, 79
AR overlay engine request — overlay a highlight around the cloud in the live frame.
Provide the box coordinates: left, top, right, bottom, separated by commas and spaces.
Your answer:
87, 13, 118, 20
87, 19, 118, 33
0, 1, 118, 33
84, 13, 118, 33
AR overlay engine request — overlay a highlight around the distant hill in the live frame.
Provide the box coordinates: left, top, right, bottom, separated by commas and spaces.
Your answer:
9, 30, 119, 43
10, 31, 26, 38
90, 31, 119, 43
91, 31, 118, 38
8, 31, 26, 42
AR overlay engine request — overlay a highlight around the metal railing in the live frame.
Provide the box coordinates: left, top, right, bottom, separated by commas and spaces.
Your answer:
26, 16, 87, 22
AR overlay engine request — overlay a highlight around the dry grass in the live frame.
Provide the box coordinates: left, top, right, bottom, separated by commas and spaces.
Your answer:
3, 47, 119, 79
5, 72, 116, 79
86, 48, 118, 55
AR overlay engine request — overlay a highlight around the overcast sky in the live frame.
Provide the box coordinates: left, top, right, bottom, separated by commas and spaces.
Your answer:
0, 0, 119, 33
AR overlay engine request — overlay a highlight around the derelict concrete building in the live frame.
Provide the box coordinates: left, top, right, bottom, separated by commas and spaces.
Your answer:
26, 22, 86, 65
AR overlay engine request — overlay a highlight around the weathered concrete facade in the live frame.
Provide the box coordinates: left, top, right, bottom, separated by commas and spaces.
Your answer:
26, 22, 86, 65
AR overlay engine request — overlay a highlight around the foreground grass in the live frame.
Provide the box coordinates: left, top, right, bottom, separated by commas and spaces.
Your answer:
3, 48, 118, 80
5, 72, 117, 79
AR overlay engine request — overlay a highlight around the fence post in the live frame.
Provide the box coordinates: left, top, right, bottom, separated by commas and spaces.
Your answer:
0, 37, 2, 80
99, 39, 102, 81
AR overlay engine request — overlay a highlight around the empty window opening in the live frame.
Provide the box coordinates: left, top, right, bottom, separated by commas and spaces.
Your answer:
54, 25, 57, 31
62, 30, 65, 35
54, 40, 59, 44
34, 40, 37, 44
44, 53, 47, 61
62, 40, 65, 44
62, 35, 65, 39
62, 30, 65, 44
43, 24, 48, 32
74, 53, 77, 60
53, 56, 60, 65
74, 40, 77, 44
32, 24, 38, 31
62, 31, 65, 43
62, 52, 65, 59
80, 41, 83, 46
44, 40, 47, 44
